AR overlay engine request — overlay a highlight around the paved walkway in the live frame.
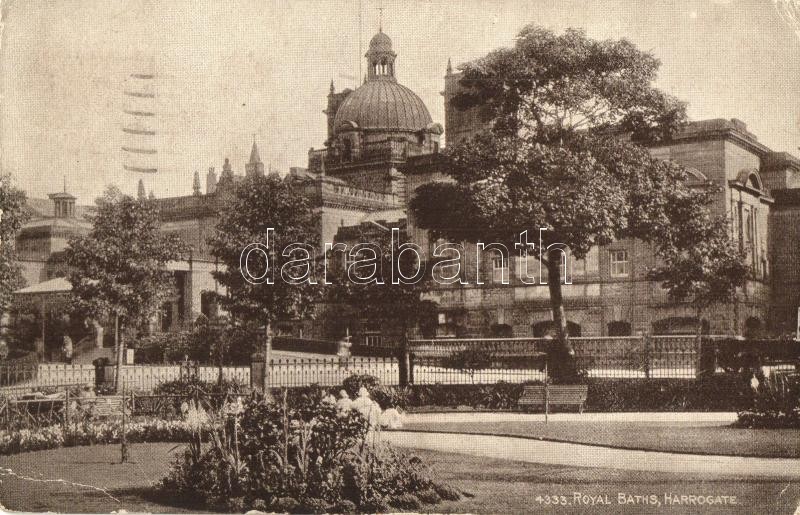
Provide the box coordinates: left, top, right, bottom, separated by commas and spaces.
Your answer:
404, 411, 739, 424
382, 413, 800, 478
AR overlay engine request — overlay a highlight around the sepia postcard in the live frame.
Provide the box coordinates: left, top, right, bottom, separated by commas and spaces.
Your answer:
0, 0, 798, 513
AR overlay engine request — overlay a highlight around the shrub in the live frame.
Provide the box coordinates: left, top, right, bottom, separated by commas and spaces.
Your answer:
441, 349, 494, 383
333, 499, 357, 514
149, 377, 245, 414
271, 496, 299, 513
434, 482, 462, 501
342, 374, 382, 398
587, 376, 751, 412
736, 373, 800, 428
417, 487, 442, 504
389, 492, 422, 510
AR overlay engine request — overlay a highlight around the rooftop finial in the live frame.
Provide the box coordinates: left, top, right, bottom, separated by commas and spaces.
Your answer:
63, 175, 66, 193
330, 80, 335, 94
378, 5, 384, 32
446, 57, 453, 75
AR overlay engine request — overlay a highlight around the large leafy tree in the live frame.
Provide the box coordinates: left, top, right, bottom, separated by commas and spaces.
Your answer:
0, 174, 28, 313
65, 186, 187, 390
410, 25, 732, 380
208, 175, 322, 389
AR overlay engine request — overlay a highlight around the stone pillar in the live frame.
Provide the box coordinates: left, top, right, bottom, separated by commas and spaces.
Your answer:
250, 352, 265, 391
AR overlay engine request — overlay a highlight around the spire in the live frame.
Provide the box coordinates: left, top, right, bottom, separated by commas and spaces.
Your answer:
137, 179, 146, 199
446, 57, 453, 75
192, 170, 201, 195
249, 141, 261, 164
246, 142, 265, 176
329, 80, 335, 94
63, 175, 67, 193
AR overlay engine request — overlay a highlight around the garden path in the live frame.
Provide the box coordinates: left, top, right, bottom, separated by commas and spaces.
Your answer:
383, 413, 800, 479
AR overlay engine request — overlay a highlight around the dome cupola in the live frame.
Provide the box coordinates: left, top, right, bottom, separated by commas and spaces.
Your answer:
366, 29, 396, 81
332, 29, 432, 134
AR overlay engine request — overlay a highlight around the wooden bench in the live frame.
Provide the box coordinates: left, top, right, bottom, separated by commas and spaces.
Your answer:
85, 396, 124, 419
518, 385, 588, 414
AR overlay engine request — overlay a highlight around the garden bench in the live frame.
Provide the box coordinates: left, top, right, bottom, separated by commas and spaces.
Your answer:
85, 396, 124, 419
518, 385, 588, 414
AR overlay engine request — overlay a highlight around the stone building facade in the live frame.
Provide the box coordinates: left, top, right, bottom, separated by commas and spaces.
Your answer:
321, 29, 799, 341
15, 27, 800, 352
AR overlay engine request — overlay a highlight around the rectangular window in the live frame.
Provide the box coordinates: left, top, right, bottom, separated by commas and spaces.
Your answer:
585, 247, 599, 273
492, 256, 508, 283
365, 334, 383, 347
573, 257, 586, 277
609, 250, 629, 277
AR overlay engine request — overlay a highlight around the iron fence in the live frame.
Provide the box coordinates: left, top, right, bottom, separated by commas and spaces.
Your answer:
410, 356, 547, 385
266, 356, 399, 387
0, 364, 38, 387
408, 335, 703, 380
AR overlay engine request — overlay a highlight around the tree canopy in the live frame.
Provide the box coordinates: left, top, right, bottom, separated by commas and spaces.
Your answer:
208, 175, 322, 327
324, 226, 438, 340
410, 25, 744, 378
65, 186, 188, 339
0, 174, 28, 312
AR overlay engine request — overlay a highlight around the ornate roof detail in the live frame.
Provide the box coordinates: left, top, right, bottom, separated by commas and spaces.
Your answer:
333, 80, 432, 133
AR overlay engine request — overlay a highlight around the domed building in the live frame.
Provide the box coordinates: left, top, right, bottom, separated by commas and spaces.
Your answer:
309, 28, 443, 196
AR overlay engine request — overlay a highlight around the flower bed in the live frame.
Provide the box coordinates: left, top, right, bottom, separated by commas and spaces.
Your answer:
160, 390, 462, 513
0, 418, 196, 456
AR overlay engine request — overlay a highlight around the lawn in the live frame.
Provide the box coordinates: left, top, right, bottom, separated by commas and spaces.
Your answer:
401, 420, 800, 458
0, 443, 798, 513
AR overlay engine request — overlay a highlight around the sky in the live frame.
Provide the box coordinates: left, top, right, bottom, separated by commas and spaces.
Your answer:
2, 0, 800, 204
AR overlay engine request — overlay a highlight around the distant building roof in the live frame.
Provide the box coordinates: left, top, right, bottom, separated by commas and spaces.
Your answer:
14, 277, 71, 295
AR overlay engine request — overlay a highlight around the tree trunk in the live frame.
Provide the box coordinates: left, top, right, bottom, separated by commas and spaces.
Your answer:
399, 322, 410, 387
545, 250, 577, 382
262, 319, 273, 392
114, 313, 124, 393
217, 346, 224, 386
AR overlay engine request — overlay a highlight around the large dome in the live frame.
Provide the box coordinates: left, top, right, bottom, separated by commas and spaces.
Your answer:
334, 80, 433, 133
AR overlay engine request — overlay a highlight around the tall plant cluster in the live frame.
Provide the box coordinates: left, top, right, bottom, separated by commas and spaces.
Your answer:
161, 391, 461, 513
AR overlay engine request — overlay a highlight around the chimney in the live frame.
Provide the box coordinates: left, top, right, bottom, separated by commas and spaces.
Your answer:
192, 171, 201, 195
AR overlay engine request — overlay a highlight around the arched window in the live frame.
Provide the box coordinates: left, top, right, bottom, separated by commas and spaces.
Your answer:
607, 321, 631, 336
342, 138, 352, 160
488, 323, 513, 338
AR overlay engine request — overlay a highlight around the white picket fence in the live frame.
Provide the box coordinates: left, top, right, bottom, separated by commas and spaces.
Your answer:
5, 358, 398, 391
6, 363, 251, 391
